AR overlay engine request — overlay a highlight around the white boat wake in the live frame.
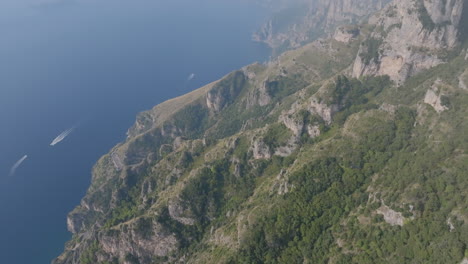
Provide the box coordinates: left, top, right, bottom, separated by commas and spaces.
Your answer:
9, 155, 28, 176
187, 73, 195, 81
50, 126, 76, 146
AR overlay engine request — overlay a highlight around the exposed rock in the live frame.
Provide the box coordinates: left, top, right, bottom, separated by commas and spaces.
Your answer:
140, 178, 154, 205
254, 0, 390, 51
308, 97, 339, 125
459, 69, 468, 90
173, 137, 184, 150
242, 65, 258, 80
379, 103, 396, 114
334, 26, 360, 43
246, 80, 273, 108
206, 92, 226, 112
251, 138, 272, 159
206, 71, 246, 112
376, 205, 405, 226
162, 166, 183, 187
280, 113, 304, 137
424, 81, 448, 113
307, 124, 321, 137
110, 152, 124, 171
99, 222, 178, 261
353, 0, 466, 84
126, 112, 154, 139
274, 142, 297, 157
67, 209, 86, 234
259, 81, 273, 106
447, 217, 455, 232
461, 259, 468, 264
275, 169, 291, 195
168, 198, 196, 226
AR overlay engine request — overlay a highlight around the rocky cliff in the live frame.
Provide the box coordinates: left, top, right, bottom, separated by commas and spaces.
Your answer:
353, 0, 467, 84
55, 1, 468, 263
253, 0, 391, 52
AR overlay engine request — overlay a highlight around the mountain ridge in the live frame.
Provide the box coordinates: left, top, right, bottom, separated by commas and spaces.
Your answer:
55, 1, 468, 263
253, 0, 391, 53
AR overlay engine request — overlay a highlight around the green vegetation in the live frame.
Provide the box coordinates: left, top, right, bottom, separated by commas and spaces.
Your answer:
417, 1, 436, 31
228, 93, 422, 263
360, 37, 382, 65
57, 7, 468, 263
266, 75, 309, 100
172, 104, 209, 139
80, 240, 100, 264
263, 123, 292, 149
209, 71, 247, 110
326, 75, 391, 125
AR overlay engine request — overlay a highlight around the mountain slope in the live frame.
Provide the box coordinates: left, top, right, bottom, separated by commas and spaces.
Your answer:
353, 0, 467, 84
55, 1, 468, 263
253, 0, 391, 53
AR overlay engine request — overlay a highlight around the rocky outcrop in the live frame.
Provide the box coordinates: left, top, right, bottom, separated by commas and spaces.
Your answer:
459, 69, 468, 90
353, 0, 466, 84
110, 152, 124, 171
376, 205, 406, 226
246, 80, 272, 108
274, 139, 298, 157
168, 198, 196, 226
333, 26, 360, 43
307, 125, 321, 137
379, 103, 397, 114
424, 89, 447, 113
274, 169, 291, 195
254, 0, 390, 51
67, 210, 87, 234
252, 138, 272, 159
280, 112, 304, 137
308, 97, 339, 125
99, 221, 178, 261
206, 71, 246, 112
424, 80, 448, 113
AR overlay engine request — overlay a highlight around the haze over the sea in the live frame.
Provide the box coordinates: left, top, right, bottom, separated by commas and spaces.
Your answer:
0, 0, 270, 263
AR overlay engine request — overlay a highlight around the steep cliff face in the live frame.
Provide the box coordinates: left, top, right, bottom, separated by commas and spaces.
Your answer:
253, 0, 390, 52
353, 0, 466, 84
55, 1, 468, 263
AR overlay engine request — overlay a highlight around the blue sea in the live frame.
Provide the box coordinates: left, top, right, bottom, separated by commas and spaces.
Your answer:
0, 1, 270, 263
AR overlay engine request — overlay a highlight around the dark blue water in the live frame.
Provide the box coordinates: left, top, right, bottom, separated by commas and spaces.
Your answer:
0, 1, 270, 263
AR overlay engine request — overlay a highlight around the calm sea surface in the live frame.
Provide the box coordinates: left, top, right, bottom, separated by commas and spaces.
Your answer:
0, 1, 270, 263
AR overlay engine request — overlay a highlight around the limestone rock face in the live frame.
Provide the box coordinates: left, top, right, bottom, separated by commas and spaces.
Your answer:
333, 26, 360, 43
206, 71, 246, 112
307, 124, 321, 138
254, 0, 390, 51
459, 69, 468, 90
280, 111, 304, 137
353, 0, 466, 84
376, 205, 406, 226
67, 210, 86, 234
424, 84, 448, 113
168, 198, 196, 226
252, 138, 272, 159
308, 97, 339, 125
99, 222, 178, 260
